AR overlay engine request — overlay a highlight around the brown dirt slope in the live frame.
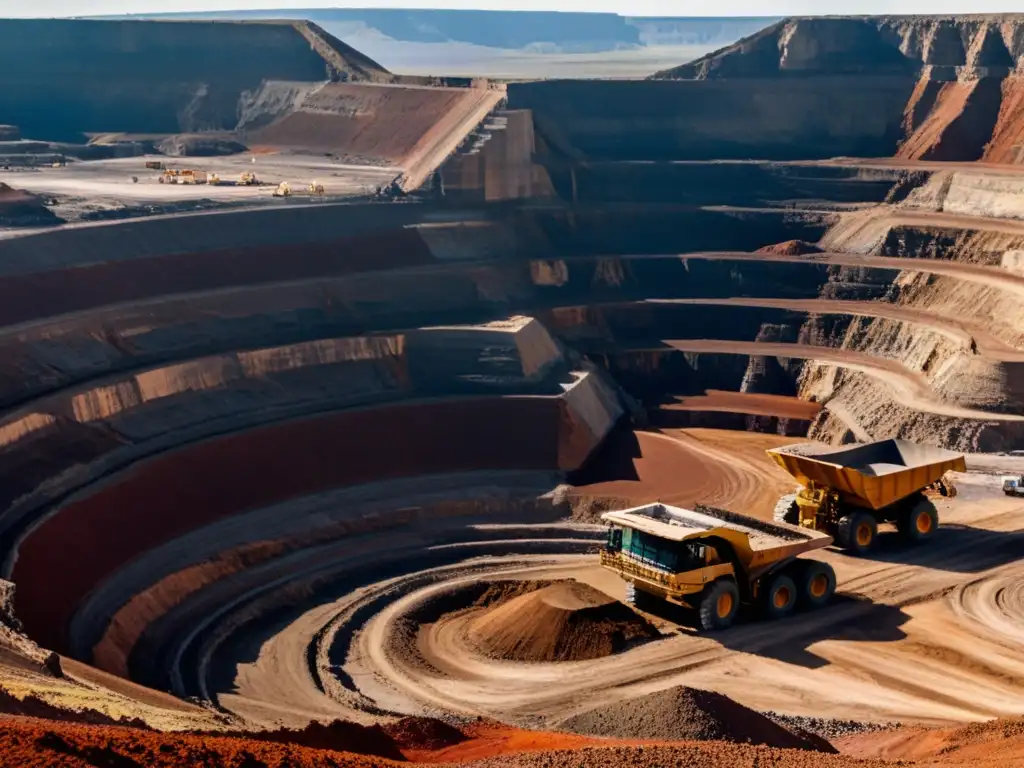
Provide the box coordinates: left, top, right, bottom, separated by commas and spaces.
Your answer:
984, 76, 1024, 164
666, 390, 822, 420
558, 685, 830, 752
253, 83, 499, 166
897, 78, 1005, 161
467, 580, 659, 662
840, 716, 1024, 766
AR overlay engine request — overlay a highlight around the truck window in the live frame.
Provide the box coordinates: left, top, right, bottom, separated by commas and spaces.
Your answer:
619, 530, 704, 573
606, 526, 623, 551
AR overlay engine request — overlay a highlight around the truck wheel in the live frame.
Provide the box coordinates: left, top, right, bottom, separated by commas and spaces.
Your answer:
698, 579, 740, 631
896, 496, 938, 544
773, 493, 799, 525
762, 573, 797, 619
836, 512, 877, 555
795, 560, 836, 610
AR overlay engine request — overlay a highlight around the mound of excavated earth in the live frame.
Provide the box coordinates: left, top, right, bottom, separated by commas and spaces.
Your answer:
559, 686, 830, 752
757, 240, 824, 256
466, 580, 659, 662
0, 182, 60, 227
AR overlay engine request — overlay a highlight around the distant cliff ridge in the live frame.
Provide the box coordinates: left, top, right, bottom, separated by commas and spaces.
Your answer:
0, 19, 391, 141
648, 16, 1024, 164
104, 10, 778, 54
507, 15, 1024, 164
655, 16, 1024, 78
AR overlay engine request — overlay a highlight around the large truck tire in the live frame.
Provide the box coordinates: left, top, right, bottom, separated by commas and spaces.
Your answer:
795, 560, 836, 611
761, 572, 798, 620
698, 579, 740, 631
897, 495, 939, 544
836, 511, 877, 555
773, 493, 799, 525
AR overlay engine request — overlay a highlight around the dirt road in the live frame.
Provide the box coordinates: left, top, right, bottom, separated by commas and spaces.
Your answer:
204, 426, 1024, 732
347, 473, 1024, 728
588, 338, 1024, 423
665, 390, 823, 419
648, 298, 1024, 362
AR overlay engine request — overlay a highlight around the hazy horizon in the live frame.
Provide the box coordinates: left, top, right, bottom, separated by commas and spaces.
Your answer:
0, 1, 1019, 19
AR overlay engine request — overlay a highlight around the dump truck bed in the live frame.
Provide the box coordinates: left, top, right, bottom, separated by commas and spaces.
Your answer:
767, 439, 966, 510
601, 502, 832, 575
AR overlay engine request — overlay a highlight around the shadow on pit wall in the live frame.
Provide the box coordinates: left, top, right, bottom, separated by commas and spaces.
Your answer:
565, 423, 642, 486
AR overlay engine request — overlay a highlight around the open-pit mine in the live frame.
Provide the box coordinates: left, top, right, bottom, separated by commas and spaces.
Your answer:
2, 12, 1024, 768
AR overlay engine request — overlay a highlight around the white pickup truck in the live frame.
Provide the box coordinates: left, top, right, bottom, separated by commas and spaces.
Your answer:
1002, 475, 1024, 496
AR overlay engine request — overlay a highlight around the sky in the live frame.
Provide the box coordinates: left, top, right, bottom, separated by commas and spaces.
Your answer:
0, 0, 1017, 17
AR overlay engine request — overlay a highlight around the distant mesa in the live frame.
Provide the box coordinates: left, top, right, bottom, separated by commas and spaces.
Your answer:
0, 19, 391, 142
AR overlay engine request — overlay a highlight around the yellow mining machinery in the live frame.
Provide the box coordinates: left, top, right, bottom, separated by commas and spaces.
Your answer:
768, 439, 966, 554
600, 502, 835, 631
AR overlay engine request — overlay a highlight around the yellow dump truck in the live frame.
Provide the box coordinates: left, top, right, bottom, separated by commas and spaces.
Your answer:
600, 503, 834, 631
767, 439, 966, 554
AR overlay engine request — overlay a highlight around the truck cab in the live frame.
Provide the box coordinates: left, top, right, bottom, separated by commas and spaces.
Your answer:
1003, 476, 1024, 496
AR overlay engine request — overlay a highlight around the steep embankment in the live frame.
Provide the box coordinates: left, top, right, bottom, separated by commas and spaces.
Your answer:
648, 16, 1024, 164
0, 19, 390, 140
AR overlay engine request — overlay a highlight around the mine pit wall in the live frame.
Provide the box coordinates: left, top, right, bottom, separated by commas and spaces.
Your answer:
247, 81, 506, 179
800, 219, 1024, 451
541, 162, 904, 207
439, 110, 556, 203
74, 471, 561, 681
649, 16, 1024, 165
0, 20, 389, 141
508, 78, 918, 162
0, 211, 829, 411
9, 391, 617, 656
900, 171, 1024, 223
0, 319, 585, 583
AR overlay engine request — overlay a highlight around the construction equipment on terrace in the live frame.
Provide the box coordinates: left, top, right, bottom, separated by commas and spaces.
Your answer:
272, 181, 291, 198
159, 168, 207, 185
239, 171, 258, 186
767, 439, 966, 555
600, 503, 835, 631
308, 180, 325, 197
1003, 475, 1024, 497
144, 160, 164, 170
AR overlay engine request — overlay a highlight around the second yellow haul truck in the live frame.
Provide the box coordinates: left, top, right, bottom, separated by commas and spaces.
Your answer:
767, 438, 966, 554
600, 502, 835, 631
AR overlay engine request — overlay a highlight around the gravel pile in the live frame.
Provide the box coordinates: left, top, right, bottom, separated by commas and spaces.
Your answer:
764, 712, 900, 740
456, 743, 891, 768
559, 686, 832, 753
